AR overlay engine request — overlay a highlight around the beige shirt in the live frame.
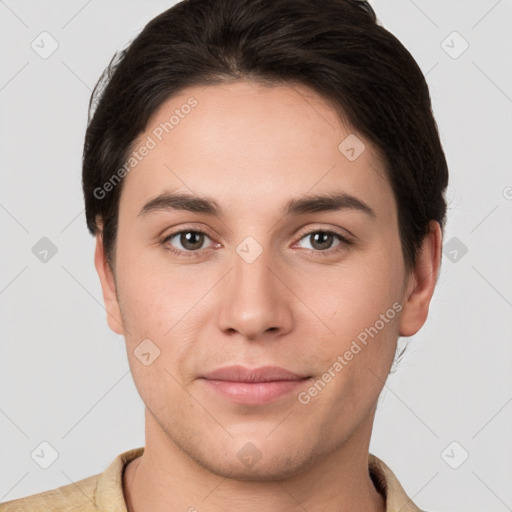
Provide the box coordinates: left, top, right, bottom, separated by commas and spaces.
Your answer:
0, 447, 424, 511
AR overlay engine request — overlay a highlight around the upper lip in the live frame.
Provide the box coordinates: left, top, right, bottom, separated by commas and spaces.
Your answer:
201, 365, 309, 383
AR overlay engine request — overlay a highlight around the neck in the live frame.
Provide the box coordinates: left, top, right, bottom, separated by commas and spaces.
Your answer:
123, 411, 386, 512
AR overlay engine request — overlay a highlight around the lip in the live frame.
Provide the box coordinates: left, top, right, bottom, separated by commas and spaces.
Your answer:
200, 365, 308, 382
199, 365, 311, 405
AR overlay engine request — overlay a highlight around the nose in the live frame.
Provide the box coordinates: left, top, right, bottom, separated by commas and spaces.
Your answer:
216, 240, 294, 341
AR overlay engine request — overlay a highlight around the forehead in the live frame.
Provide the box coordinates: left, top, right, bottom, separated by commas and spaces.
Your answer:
119, 81, 394, 222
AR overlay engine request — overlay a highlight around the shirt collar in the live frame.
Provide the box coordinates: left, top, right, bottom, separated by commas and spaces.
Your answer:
369, 453, 423, 511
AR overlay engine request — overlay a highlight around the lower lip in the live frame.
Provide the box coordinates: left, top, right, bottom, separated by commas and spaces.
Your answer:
201, 378, 310, 405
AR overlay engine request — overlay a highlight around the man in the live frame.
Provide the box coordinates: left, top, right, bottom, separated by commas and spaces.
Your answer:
0, 0, 447, 510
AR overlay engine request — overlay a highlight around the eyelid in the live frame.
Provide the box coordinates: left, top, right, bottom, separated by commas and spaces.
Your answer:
293, 223, 354, 243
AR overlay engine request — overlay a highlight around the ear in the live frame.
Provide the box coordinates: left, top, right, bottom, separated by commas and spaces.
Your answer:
94, 230, 125, 335
399, 220, 443, 337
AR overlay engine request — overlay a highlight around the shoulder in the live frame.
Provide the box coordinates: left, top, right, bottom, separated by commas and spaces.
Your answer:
0, 473, 100, 512
0, 446, 144, 512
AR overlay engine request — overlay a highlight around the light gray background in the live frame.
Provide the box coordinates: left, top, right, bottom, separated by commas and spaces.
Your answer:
1, 1, 511, 510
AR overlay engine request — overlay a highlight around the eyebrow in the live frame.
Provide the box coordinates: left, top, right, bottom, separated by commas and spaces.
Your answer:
137, 191, 376, 219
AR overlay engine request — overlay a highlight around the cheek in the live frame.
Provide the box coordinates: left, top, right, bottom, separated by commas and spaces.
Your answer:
114, 232, 203, 334
311, 249, 403, 333
114, 259, 202, 407
117, 269, 207, 341
304, 264, 402, 418
299, 245, 404, 393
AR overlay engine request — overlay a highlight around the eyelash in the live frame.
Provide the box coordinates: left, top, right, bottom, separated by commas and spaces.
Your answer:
160, 226, 353, 259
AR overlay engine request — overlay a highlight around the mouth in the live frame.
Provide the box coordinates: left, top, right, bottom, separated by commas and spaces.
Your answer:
199, 365, 312, 405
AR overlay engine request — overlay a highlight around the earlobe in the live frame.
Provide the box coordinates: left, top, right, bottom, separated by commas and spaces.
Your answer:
94, 232, 125, 335
398, 220, 442, 337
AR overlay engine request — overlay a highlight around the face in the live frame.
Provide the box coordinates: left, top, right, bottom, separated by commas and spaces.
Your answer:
96, 80, 438, 480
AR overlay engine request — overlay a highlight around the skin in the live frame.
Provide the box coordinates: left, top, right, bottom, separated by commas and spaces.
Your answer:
95, 80, 442, 512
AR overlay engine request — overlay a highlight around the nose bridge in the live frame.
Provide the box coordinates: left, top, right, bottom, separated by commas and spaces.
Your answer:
217, 233, 292, 339
232, 234, 278, 307
235, 240, 272, 290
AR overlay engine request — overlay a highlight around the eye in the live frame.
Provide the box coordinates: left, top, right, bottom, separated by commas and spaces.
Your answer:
162, 229, 216, 256
295, 229, 352, 254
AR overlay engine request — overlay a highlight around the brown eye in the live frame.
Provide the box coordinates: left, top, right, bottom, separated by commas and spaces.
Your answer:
297, 230, 346, 252
163, 230, 212, 253
309, 231, 335, 250
178, 231, 205, 250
